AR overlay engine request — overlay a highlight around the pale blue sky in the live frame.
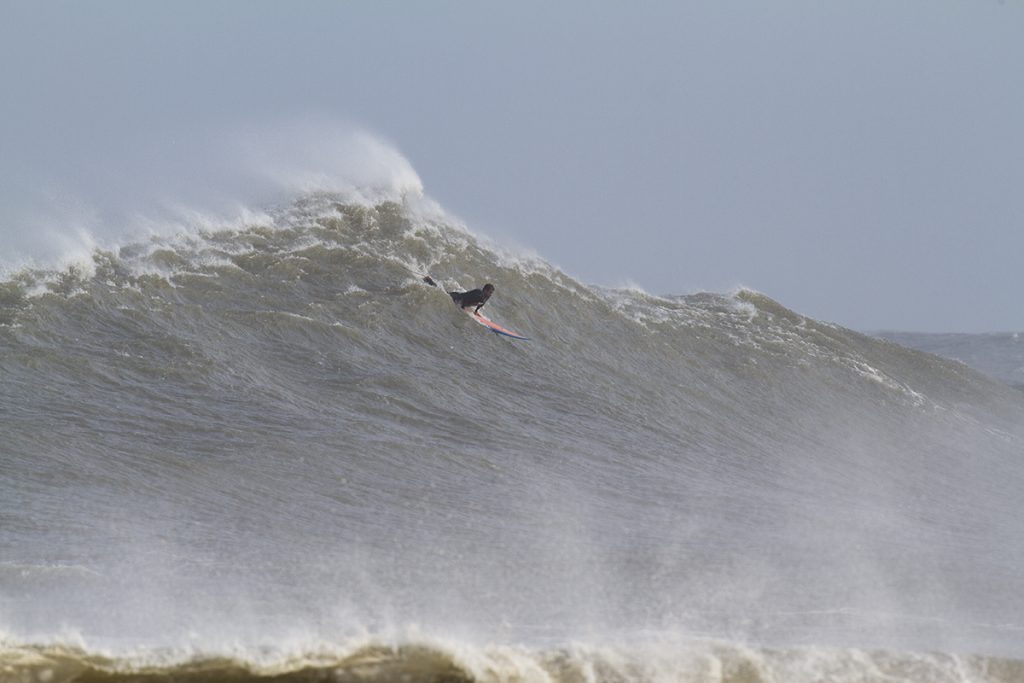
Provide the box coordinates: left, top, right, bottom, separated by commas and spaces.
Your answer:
1, 1, 1022, 332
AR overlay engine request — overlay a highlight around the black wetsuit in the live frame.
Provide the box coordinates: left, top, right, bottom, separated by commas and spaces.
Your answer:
449, 288, 491, 313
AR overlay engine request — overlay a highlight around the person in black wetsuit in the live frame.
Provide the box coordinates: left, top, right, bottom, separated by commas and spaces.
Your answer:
449, 283, 494, 314
422, 276, 494, 314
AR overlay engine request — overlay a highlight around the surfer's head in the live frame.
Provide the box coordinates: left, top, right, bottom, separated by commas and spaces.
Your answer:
483, 284, 494, 294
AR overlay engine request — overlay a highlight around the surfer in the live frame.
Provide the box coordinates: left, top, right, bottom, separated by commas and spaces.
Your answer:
449, 284, 494, 314
422, 276, 494, 314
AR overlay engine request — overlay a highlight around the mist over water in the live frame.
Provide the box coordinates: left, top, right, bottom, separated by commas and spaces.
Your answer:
3, 133, 1024, 682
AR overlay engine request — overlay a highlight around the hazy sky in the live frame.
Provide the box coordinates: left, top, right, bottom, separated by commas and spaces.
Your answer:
1, 1, 1022, 332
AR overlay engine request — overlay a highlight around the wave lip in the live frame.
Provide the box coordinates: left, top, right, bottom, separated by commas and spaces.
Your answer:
0, 119, 426, 274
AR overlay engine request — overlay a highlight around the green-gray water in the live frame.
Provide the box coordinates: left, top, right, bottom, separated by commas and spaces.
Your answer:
3, 196, 1024, 682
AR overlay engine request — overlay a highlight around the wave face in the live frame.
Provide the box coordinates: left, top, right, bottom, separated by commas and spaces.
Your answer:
3, 195, 1024, 682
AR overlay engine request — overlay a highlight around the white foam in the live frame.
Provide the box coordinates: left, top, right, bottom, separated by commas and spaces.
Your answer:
0, 118, 426, 275
2, 631, 1016, 683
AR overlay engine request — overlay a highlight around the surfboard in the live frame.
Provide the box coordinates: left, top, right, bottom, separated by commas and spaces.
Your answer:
466, 309, 529, 340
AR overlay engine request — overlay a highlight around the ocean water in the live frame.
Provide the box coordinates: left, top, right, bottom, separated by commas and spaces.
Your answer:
3, 195, 1024, 683
874, 332, 1024, 393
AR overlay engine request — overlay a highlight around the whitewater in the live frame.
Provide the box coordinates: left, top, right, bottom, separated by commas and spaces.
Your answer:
3, 177, 1024, 680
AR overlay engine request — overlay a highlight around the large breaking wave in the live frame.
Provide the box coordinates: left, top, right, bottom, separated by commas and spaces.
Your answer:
3, 189, 1024, 682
